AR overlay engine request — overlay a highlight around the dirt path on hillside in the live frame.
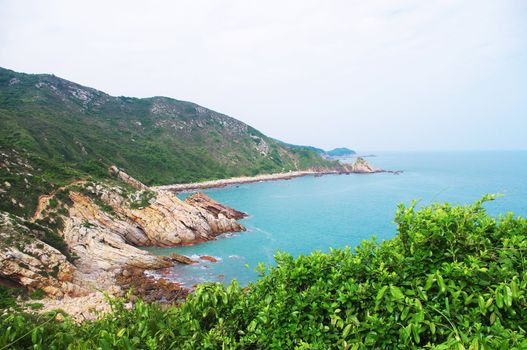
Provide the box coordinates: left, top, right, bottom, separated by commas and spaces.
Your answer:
32, 180, 87, 221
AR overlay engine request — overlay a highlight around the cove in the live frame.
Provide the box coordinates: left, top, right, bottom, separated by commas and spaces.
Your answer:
145, 151, 527, 287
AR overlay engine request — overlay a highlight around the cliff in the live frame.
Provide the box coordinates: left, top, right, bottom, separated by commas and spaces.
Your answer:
350, 157, 382, 173
0, 167, 246, 297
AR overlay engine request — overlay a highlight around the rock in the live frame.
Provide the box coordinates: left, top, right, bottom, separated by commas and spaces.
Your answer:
108, 165, 148, 190
2, 165, 247, 301
185, 192, 247, 220
170, 253, 198, 265
0, 212, 88, 298
200, 255, 218, 263
49, 178, 244, 293
350, 157, 381, 173
115, 267, 188, 303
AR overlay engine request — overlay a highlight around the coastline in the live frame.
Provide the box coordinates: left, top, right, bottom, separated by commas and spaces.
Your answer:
153, 169, 343, 192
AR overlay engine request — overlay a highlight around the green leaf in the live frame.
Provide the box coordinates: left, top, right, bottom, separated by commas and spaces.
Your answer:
376, 286, 388, 303
342, 324, 352, 339
496, 288, 504, 309
411, 324, 420, 344
390, 285, 404, 301
436, 274, 446, 294
117, 328, 126, 337
503, 286, 512, 307
490, 312, 497, 325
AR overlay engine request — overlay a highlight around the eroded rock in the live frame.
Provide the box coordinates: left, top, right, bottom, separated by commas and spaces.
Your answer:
0, 212, 87, 297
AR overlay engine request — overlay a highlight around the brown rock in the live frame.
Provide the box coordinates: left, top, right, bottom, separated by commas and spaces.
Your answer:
200, 255, 218, 263
185, 192, 247, 220
350, 157, 381, 173
0, 212, 88, 298
170, 253, 198, 265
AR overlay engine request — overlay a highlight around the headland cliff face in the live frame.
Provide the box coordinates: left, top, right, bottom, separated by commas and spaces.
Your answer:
0, 167, 246, 298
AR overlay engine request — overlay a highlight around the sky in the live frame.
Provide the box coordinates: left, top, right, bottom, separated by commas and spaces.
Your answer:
0, 0, 526, 151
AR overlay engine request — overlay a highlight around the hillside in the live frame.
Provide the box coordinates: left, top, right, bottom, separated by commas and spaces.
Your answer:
0, 67, 346, 217
326, 147, 356, 157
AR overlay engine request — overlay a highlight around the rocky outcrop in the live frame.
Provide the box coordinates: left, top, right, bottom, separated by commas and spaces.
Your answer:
1, 166, 247, 298
0, 212, 87, 297
116, 267, 188, 303
350, 157, 381, 173
62, 191, 173, 289
58, 184, 246, 290
170, 253, 198, 265
185, 192, 247, 220
109, 165, 148, 190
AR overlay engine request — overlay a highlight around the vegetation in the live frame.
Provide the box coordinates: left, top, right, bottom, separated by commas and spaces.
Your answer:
275, 140, 356, 158
0, 196, 525, 349
326, 147, 356, 157
129, 190, 157, 209
0, 67, 344, 219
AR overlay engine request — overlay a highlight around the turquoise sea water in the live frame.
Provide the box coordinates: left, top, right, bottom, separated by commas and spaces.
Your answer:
146, 151, 527, 287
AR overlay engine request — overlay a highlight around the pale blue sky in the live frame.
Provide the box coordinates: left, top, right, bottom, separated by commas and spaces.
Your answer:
0, 0, 526, 151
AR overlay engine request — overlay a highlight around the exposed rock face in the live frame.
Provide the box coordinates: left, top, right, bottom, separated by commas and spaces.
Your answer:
0, 212, 87, 297
59, 184, 246, 290
116, 267, 188, 303
109, 165, 148, 190
1, 166, 247, 298
350, 157, 381, 173
121, 190, 246, 246
185, 192, 247, 220
170, 253, 198, 265
62, 191, 172, 289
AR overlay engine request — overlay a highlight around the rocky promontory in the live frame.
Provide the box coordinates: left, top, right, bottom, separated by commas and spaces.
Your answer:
0, 166, 247, 301
349, 157, 382, 173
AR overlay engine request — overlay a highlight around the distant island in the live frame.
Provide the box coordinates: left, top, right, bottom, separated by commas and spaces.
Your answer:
273, 139, 356, 159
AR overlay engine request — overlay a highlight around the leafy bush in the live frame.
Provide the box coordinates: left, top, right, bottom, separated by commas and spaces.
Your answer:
1, 196, 526, 349
0, 286, 18, 310
29, 289, 45, 301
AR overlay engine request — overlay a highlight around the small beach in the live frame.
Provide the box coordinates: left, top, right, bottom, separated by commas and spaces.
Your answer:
152, 169, 341, 192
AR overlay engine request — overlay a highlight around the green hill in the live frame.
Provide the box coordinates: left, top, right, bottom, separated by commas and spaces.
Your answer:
274, 140, 356, 158
0, 67, 345, 217
326, 147, 356, 157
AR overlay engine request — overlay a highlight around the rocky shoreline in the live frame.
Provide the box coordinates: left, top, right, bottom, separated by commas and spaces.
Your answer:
1, 165, 251, 320
1, 157, 395, 321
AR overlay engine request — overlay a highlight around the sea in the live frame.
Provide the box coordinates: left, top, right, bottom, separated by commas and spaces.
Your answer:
144, 151, 527, 288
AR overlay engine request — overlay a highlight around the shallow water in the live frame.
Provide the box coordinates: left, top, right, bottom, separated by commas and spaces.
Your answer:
145, 151, 527, 287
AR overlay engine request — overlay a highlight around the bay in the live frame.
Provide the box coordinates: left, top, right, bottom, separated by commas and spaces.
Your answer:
145, 151, 527, 287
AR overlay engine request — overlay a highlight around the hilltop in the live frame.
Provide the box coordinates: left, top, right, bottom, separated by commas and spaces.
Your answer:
0, 67, 348, 218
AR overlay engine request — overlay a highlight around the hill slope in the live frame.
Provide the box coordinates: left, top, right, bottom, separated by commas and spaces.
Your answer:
275, 140, 356, 158
0, 67, 345, 217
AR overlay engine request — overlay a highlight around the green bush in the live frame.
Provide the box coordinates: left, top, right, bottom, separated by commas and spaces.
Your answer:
1, 196, 526, 349
29, 289, 45, 301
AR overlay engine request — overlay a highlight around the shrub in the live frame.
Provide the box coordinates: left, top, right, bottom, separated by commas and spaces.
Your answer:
0, 196, 526, 349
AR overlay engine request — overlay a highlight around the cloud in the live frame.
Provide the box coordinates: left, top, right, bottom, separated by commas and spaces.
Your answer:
1, 0, 526, 150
